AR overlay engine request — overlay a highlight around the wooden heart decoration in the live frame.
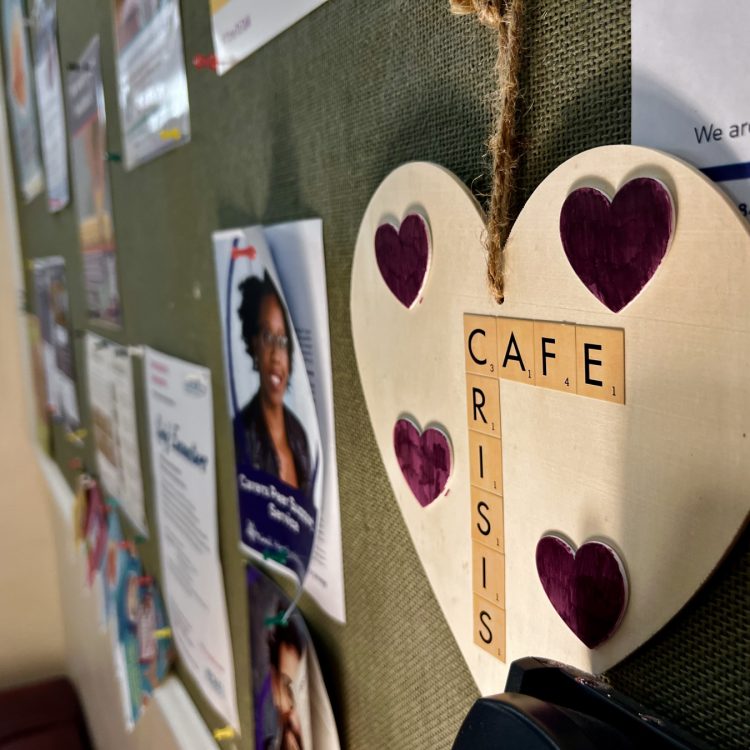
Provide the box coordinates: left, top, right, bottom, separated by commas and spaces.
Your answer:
375, 213, 431, 308
350, 154, 750, 694
560, 178, 674, 312
393, 418, 452, 507
536, 535, 628, 649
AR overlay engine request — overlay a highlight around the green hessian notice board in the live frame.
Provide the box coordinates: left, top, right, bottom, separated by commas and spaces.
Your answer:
4, 1, 747, 748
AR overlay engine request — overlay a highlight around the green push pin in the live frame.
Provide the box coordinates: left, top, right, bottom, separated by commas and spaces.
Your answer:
263, 547, 288, 564
264, 612, 288, 628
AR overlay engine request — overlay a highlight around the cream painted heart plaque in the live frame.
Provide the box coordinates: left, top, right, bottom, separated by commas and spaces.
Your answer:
350, 153, 750, 695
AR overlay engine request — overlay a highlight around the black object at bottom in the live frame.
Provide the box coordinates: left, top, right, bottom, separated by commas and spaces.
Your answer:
452, 657, 714, 750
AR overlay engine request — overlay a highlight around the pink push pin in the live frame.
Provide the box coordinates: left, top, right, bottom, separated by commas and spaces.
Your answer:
192, 53, 218, 72
231, 244, 256, 260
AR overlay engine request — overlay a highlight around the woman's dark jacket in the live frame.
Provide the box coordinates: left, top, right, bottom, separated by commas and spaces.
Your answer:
234, 394, 311, 498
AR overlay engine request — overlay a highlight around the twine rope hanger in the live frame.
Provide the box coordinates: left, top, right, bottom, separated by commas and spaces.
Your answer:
450, 0, 524, 304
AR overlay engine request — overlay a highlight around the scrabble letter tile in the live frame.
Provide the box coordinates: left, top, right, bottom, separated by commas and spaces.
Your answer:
464, 314, 498, 378
575, 325, 625, 404
470, 486, 504, 552
497, 317, 536, 384
473, 595, 506, 662
465, 373, 501, 436
468, 431, 502, 494
472, 541, 505, 607
533, 320, 577, 393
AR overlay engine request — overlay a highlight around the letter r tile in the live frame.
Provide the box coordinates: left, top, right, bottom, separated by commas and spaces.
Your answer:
465, 373, 501, 436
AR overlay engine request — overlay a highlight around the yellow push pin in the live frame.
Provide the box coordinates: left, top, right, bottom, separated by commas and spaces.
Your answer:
66, 428, 88, 443
213, 727, 235, 742
159, 128, 182, 141
154, 627, 172, 640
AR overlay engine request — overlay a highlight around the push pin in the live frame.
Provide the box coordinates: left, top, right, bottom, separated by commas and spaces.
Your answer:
117, 540, 136, 554
69, 457, 84, 471
67, 62, 92, 73
104, 151, 122, 162
159, 128, 181, 141
263, 547, 288, 564
192, 53, 218, 72
154, 627, 172, 640
105, 496, 119, 509
138, 576, 153, 586
264, 612, 288, 628
66, 428, 88, 443
213, 727, 235, 742
135, 534, 147, 544
231, 244, 256, 261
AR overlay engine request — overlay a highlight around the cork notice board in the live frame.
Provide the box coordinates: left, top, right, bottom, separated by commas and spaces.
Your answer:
6, 1, 748, 748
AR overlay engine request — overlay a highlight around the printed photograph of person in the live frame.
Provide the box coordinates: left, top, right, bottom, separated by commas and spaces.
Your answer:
248, 567, 314, 750
265, 613, 306, 750
234, 272, 311, 496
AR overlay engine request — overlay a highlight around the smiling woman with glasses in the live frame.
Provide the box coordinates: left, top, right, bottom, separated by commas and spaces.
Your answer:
234, 271, 311, 495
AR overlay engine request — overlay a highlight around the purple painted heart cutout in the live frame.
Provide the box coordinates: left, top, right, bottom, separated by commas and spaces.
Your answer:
393, 418, 452, 507
375, 213, 430, 308
559, 177, 674, 312
536, 535, 628, 649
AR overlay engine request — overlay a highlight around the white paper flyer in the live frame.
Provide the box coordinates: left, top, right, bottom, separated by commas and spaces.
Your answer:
144, 347, 240, 730
85, 333, 147, 535
632, 0, 750, 216
209, 0, 328, 75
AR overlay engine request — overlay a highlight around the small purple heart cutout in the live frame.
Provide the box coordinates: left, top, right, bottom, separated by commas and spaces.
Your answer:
536, 535, 628, 649
375, 214, 430, 308
393, 418, 452, 507
560, 177, 674, 312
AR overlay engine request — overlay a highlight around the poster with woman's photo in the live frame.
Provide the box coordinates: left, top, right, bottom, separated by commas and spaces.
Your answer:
214, 221, 345, 624
31, 0, 69, 211
66, 36, 122, 326
247, 565, 340, 750
2, 0, 44, 201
